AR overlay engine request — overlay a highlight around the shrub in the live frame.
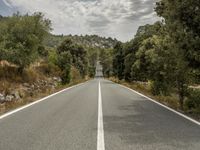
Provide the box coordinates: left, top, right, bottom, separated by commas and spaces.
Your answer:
71, 66, 82, 82
185, 89, 200, 112
61, 65, 71, 84
0, 13, 51, 73
37, 62, 61, 77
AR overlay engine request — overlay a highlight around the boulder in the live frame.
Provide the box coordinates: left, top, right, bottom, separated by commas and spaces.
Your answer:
18, 88, 27, 98
0, 93, 5, 103
5, 95, 14, 102
23, 83, 30, 87
11, 91, 21, 100
53, 77, 61, 82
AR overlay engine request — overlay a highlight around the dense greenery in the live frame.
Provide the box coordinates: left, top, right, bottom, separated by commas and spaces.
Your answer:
0, 12, 118, 84
44, 34, 118, 49
0, 13, 51, 73
110, 0, 200, 111
0, 1, 200, 113
56, 38, 88, 83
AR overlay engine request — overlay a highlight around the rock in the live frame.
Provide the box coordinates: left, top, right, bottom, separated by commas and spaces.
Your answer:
53, 77, 61, 82
18, 88, 27, 98
31, 84, 35, 89
0, 93, 5, 103
11, 91, 21, 100
5, 95, 14, 102
23, 83, 30, 87
53, 77, 58, 81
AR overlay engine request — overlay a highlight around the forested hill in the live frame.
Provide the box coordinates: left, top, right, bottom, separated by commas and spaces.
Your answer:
44, 34, 118, 49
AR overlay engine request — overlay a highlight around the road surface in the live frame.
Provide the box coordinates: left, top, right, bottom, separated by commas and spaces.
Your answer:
0, 79, 199, 150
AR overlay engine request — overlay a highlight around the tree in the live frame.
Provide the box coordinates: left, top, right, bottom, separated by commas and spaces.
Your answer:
99, 48, 113, 77
123, 40, 137, 81
57, 51, 72, 84
124, 22, 163, 81
155, 0, 196, 109
57, 38, 88, 78
113, 42, 125, 80
0, 12, 51, 73
87, 47, 98, 77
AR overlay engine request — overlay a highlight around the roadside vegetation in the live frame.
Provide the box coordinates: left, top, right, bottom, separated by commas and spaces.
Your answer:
0, 0, 199, 119
0, 12, 116, 114
100, 0, 200, 118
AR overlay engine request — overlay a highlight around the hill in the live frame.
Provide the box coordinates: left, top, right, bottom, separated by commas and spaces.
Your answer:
44, 34, 118, 49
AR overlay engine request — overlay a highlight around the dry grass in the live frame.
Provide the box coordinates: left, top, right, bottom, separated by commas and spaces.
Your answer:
0, 61, 89, 115
109, 77, 200, 121
0, 78, 89, 115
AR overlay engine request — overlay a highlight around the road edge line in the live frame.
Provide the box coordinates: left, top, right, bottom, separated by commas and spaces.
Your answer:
112, 81, 200, 126
97, 81, 105, 150
0, 80, 90, 120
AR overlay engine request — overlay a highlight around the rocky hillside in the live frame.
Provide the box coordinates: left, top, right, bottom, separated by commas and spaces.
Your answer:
44, 34, 118, 49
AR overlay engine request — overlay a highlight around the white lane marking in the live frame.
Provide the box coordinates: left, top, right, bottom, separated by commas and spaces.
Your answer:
0, 81, 89, 120
97, 81, 105, 150
116, 83, 200, 126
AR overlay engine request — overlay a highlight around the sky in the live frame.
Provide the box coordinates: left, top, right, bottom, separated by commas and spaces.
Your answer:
0, 0, 159, 42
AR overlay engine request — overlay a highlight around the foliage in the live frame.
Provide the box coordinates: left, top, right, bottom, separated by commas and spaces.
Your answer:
113, 42, 125, 80
44, 34, 118, 49
57, 38, 88, 78
185, 89, 200, 113
156, 0, 200, 82
111, 1, 200, 109
57, 51, 72, 84
0, 12, 51, 72
87, 48, 98, 77
99, 48, 113, 77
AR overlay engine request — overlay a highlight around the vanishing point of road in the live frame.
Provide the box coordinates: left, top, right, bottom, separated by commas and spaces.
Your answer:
0, 63, 199, 150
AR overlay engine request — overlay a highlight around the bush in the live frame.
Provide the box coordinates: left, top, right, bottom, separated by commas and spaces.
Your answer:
61, 65, 71, 84
37, 62, 61, 77
88, 66, 95, 78
71, 66, 82, 82
0, 13, 51, 72
185, 89, 200, 112
150, 80, 171, 96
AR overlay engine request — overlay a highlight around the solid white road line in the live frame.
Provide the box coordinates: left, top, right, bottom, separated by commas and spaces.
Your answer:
0, 81, 88, 120
97, 81, 105, 150
117, 83, 200, 126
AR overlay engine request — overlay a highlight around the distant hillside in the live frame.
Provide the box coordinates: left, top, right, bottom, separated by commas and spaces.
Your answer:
44, 34, 118, 49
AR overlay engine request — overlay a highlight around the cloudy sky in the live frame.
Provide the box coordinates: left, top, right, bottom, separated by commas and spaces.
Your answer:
0, 0, 159, 42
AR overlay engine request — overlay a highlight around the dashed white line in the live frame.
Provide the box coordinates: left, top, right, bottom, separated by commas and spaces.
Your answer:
97, 81, 105, 150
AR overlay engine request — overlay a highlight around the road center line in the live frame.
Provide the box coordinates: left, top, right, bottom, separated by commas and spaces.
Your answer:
97, 81, 105, 150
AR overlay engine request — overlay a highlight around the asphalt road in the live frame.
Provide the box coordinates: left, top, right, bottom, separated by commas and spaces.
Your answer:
0, 79, 200, 150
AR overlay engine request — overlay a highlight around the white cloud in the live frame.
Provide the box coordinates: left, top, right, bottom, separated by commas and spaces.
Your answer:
3, 0, 159, 41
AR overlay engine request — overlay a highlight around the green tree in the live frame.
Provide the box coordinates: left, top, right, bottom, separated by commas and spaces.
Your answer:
99, 48, 113, 77
113, 42, 125, 80
155, 0, 196, 109
87, 48, 98, 77
57, 38, 88, 78
57, 51, 72, 84
124, 22, 163, 81
0, 12, 51, 73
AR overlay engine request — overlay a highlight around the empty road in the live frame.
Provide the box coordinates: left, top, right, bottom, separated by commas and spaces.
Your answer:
0, 79, 200, 149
